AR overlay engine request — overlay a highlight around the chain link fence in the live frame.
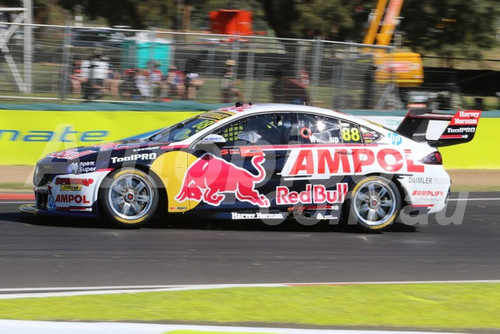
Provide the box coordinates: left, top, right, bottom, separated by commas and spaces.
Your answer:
0, 23, 445, 110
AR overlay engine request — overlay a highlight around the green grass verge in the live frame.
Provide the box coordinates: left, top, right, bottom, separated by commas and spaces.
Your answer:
0, 284, 499, 329
165, 332, 277, 334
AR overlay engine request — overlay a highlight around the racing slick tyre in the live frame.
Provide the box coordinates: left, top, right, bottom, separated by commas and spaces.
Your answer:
99, 168, 159, 228
346, 176, 401, 232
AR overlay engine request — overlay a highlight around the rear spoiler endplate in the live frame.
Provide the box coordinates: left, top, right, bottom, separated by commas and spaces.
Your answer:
396, 108, 481, 147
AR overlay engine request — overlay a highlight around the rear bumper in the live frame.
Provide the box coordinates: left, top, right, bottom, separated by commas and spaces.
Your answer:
398, 167, 451, 214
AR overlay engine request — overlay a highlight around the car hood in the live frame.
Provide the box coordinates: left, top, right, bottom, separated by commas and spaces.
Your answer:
44, 141, 170, 162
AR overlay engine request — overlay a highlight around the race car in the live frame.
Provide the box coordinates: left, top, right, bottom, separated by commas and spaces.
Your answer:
20, 104, 481, 231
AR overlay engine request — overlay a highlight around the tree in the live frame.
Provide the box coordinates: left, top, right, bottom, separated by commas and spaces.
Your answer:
56, 0, 146, 28
258, 0, 363, 40
293, 0, 359, 40
31, 0, 498, 64
400, 0, 499, 63
259, 0, 300, 38
257, 0, 499, 62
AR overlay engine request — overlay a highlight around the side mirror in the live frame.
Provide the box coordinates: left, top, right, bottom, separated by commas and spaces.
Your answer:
197, 134, 226, 146
238, 131, 262, 144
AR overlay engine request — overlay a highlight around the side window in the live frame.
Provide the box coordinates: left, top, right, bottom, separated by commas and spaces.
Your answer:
296, 114, 365, 144
296, 114, 342, 144
360, 126, 381, 144
220, 122, 244, 143
214, 113, 289, 146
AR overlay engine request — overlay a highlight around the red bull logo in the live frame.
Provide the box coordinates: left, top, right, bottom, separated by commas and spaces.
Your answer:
175, 153, 270, 207
276, 183, 348, 205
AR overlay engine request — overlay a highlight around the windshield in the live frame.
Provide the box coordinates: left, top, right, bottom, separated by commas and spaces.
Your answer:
149, 110, 234, 142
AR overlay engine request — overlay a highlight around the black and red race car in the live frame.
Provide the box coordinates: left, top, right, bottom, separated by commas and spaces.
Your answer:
21, 104, 480, 231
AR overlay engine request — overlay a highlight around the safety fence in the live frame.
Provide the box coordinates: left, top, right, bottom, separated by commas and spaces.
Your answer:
0, 23, 421, 110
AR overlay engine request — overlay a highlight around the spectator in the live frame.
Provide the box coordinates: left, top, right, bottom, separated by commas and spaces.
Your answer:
68, 60, 87, 96
135, 68, 151, 100
166, 65, 185, 98
148, 62, 163, 101
81, 54, 109, 100
121, 68, 140, 100
104, 66, 123, 100
183, 57, 204, 100
299, 68, 310, 86
270, 62, 309, 105
221, 59, 244, 103
184, 71, 204, 100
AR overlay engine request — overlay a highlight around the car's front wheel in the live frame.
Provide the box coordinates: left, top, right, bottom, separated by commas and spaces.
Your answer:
100, 168, 159, 228
347, 176, 401, 231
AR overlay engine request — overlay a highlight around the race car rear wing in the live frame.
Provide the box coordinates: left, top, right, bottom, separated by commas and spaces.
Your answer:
396, 108, 481, 147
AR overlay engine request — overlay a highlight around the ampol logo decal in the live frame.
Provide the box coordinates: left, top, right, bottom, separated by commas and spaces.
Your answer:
55, 194, 91, 204
282, 147, 424, 179
176, 153, 270, 207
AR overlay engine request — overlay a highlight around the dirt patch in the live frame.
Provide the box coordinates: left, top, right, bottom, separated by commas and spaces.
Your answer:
447, 169, 500, 191
0, 166, 34, 185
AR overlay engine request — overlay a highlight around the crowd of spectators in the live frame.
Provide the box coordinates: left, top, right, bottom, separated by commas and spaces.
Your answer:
68, 54, 309, 104
68, 55, 205, 102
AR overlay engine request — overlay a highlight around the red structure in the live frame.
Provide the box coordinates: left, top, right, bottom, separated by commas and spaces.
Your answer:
209, 10, 253, 36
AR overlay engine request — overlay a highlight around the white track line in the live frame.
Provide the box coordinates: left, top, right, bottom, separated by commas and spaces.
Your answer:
0, 320, 463, 334
448, 197, 500, 201
1, 280, 500, 299
2, 279, 500, 292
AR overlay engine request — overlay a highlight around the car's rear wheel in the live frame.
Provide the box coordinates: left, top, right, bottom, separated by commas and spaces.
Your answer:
347, 176, 401, 231
100, 168, 159, 228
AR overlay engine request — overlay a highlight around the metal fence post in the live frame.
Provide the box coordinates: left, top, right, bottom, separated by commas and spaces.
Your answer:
149, 28, 156, 66
206, 48, 215, 77
231, 37, 240, 80
245, 41, 255, 102
254, 63, 265, 102
295, 40, 306, 79
337, 52, 347, 109
59, 24, 72, 100
24, 0, 33, 93
310, 37, 323, 106
330, 62, 339, 109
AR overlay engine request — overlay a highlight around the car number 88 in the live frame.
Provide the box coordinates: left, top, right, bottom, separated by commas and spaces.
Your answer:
342, 127, 361, 142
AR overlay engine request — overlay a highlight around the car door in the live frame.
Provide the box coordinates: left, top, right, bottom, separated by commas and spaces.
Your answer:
277, 112, 365, 217
188, 112, 291, 213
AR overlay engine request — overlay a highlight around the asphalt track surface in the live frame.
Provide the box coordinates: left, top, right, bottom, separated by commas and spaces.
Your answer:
0, 192, 499, 290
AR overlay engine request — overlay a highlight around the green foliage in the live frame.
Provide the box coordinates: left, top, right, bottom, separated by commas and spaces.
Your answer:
297, 0, 364, 40
259, 0, 300, 38
166, 332, 277, 334
36, 0, 498, 63
136, 0, 176, 29
401, 0, 499, 62
56, 0, 146, 28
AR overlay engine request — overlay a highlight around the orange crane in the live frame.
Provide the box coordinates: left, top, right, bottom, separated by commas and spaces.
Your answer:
363, 0, 423, 86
